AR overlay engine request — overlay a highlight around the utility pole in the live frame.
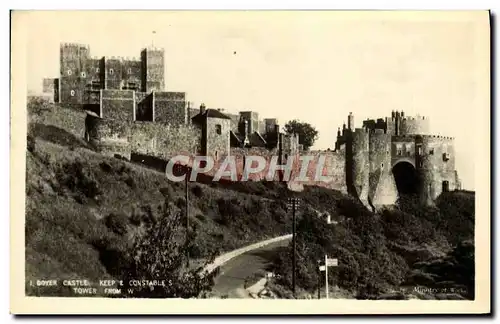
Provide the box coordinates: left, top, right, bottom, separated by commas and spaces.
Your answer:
324, 254, 329, 299
185, 164, 190, 268
317, 260, 321, 299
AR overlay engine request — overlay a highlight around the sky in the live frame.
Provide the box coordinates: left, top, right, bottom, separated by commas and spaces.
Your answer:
22, 11, 489, 190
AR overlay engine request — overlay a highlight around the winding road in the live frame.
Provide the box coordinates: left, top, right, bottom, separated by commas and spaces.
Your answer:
211, 238, 291, 298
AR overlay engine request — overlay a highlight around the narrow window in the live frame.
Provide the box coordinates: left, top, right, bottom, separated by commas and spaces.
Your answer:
215, 124, 222, 135
443, 152, 450, 161
417, 146, 422, 156
96, 67, 100, 73
128, 68, 132, 74
215, 151, 218, 160
429, 148, 434, 155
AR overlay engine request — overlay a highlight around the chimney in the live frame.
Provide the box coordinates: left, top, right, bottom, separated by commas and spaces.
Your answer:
200, 103, 206, 114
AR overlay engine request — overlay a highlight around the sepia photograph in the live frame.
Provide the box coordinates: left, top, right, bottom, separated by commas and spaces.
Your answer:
10, 10, 491, 314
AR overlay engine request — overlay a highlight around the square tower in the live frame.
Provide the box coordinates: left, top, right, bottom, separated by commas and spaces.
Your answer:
239, 111, 259, 135
59, 43, 90, 104
104, 57, 123, 90
141, 47, 165, 93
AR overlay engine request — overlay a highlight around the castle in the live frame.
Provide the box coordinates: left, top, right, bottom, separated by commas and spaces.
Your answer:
40, 42, 460, 209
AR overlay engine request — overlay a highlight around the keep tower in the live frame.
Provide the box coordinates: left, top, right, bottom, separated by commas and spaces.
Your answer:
59, 43, 90, 104
141, 47, 165, 93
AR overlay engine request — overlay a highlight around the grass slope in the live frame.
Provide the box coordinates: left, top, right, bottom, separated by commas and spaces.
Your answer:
25, 100, 295, 296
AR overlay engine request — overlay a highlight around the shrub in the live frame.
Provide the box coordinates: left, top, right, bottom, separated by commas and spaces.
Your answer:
191, 185, 203, 198
27, 96, 53, 117
125, 202, 215, 298
27, 134, 36, 153
104, 213, 129, 236
124, 176, 136, 189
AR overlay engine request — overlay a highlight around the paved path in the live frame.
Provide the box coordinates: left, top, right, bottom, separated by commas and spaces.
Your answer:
211, 238, 291, 298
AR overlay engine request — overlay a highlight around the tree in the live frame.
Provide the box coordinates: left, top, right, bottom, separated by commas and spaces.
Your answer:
283, 120, 319, 151
125, 201, 216, 298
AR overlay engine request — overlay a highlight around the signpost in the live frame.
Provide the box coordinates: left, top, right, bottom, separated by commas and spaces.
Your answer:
318, 255, 338, 299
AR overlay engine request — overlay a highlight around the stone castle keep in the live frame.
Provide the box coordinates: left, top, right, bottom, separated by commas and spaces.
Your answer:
40, 42, 461, 208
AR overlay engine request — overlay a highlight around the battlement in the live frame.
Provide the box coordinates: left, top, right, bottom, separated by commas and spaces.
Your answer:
354, 128, 369, 134
106, 56, 123, 61
392, 134, 454, 140
403, 116, 427, 121
142, 46, 165, 52
420, 134, 454, 140
61, 42, 89, 49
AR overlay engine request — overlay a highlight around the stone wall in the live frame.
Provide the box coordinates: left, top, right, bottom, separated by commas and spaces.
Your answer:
153, 91, 186, 125
100, 89, 135, 121
130, 122, 200, 160
85, 114, 131, 159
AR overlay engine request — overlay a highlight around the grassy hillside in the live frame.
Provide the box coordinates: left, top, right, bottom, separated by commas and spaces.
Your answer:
25, 99, 296, 296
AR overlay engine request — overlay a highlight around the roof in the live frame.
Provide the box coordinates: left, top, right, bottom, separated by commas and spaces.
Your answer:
191, 109, 232, 124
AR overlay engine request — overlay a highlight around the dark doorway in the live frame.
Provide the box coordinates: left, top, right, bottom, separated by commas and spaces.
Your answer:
392, 161, 419, 196
442, 180, 449, 193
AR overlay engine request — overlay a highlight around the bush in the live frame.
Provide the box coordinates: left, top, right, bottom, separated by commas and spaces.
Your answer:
56, 160, 102, 199
191, 185, 203, 198
104, 213, 129, 236
125, 202, 215, 298
27, 96, 53, 116
27, 134, 36, 153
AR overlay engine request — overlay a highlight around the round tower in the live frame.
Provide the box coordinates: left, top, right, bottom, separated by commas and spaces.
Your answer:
400, 116, 430, 135
348, 128, 369, 205
416, 135, 457, 204
415, 135, 435, 205
368, 130, 397, 207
